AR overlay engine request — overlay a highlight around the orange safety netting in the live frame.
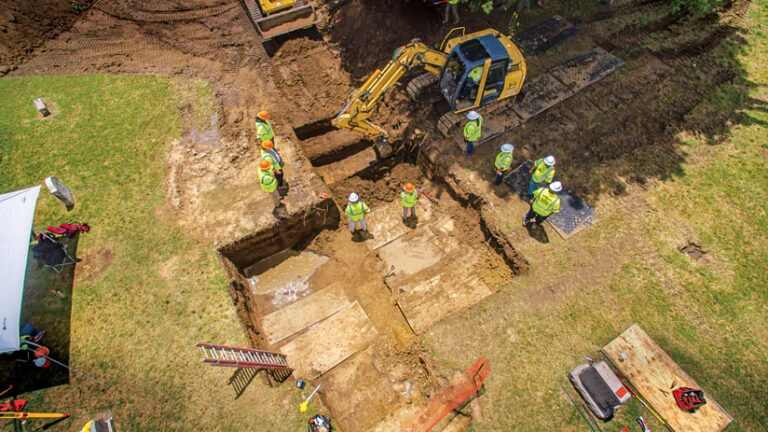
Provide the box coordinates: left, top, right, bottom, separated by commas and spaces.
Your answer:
404, 357, 490, 432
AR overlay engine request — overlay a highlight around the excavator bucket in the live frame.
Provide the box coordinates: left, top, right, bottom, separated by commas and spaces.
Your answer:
252, 2, 316, 42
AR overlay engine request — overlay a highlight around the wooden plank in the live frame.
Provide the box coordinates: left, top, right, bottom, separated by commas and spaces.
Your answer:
279, 301, 377, 378
602, 325, 733, 432
262, 283, 351, 345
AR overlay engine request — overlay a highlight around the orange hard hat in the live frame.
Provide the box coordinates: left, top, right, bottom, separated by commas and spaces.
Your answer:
262, 140, 274, 149
256, 110, 270, 120
259, 159, 272, 170
405, 183, 415, 192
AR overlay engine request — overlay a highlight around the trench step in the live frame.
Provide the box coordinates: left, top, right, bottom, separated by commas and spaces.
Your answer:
313, 147, 378, 185
301, 129, 369, 166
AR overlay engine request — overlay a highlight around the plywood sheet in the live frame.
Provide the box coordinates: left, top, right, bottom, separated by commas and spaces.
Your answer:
393, 255, 493, 334
279, 301, 377, 378
262, 283, 351, 345
602, 325, 733, 432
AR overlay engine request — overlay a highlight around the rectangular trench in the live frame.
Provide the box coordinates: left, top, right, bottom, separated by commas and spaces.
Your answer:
216, 197, 340, 351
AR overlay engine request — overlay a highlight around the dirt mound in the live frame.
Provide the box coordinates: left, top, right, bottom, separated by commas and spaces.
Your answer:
272, 37, 354, 126
327, 0, 443, 80
0, 0, 90, 73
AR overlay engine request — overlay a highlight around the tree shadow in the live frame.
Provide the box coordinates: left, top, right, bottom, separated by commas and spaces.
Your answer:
325, 0, 764, 206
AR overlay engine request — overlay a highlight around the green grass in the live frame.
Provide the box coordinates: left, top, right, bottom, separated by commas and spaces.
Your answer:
423, 1, 768, 431
0, 75, 305, 430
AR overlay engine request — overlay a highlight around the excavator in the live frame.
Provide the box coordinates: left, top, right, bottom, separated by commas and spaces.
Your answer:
332, 28, 527, 157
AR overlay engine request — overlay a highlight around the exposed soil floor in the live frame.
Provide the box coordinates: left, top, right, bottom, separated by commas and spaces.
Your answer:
0, 0, 755, 430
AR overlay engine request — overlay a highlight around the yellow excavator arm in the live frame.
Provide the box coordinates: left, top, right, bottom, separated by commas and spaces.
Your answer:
332, 40, 448, 150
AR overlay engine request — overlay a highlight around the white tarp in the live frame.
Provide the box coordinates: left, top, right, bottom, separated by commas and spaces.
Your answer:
0, 186, 41, 353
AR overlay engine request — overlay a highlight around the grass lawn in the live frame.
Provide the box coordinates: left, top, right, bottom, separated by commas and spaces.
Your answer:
0, 75, 305, 430
423, 2, 768, 432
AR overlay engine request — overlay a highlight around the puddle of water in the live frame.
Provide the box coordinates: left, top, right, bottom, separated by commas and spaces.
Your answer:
245, 249, 328, 295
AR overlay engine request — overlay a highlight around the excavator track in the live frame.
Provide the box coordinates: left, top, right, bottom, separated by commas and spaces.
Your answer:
442, 47, 624, 150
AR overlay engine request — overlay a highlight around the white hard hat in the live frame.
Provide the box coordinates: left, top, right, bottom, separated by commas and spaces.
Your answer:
544, 155, 556, 166
549, 181, 563, 192
348, 192, 359, 203
501, 143, 514, 153
466, 110, 480, 121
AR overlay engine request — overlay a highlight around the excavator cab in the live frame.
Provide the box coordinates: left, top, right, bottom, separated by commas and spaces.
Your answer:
439, 31, 526, 113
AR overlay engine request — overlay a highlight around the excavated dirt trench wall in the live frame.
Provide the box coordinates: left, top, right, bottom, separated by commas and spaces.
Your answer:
217, 198, 340, 347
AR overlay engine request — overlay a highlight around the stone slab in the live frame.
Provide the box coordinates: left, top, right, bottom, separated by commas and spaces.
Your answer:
262, 283, 351, 345
279, 301, 378, 378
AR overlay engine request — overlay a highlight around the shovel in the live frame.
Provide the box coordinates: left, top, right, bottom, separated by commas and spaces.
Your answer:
299, 384, 321, 413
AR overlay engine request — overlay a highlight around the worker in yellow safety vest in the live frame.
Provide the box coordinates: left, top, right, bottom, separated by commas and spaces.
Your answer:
522, 181, 562, 228
443, 0, 460, 24
468, 66, 483, 84
463, 110, 482, 155
400, 183, 419, 223
528, 154, 556, 195
255, 110, 275, 143
259, 159, 282, 210
494, 143, 515, 185
261, 140, 286, 189
344, 192, 371, 239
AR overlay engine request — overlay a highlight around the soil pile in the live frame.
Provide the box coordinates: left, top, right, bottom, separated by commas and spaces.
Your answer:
0, 0, 90, 73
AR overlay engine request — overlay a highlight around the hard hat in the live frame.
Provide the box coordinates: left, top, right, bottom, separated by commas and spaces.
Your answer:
256, 110, 270, 120
466, 110, 480, 121
404, 183, 415, 192
259, 159, 272, 170
348, 192, 359, 203
549, 181, 563, 192
262, 140, 274, 149
501, 143, 514, 153
544, 155, 556, 166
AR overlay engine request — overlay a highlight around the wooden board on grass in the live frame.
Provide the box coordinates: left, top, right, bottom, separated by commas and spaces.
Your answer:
602, 324, 733, 432
279, 301, 377, 378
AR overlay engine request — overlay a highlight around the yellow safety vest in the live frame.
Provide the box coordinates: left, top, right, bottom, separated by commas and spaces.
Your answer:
448, 0, 459, 4
82, 421, 94, 432
463, 118, 482, 141
400, 190, 418, 208
494, 152, 514, 171
259, 170, 277, 193
468, 67, 483, 84
261, 149, 282, 171
344, 202, 370, 221
531, 158, 555, 184
255, 120, 274, 141
532, 188, 561, 216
